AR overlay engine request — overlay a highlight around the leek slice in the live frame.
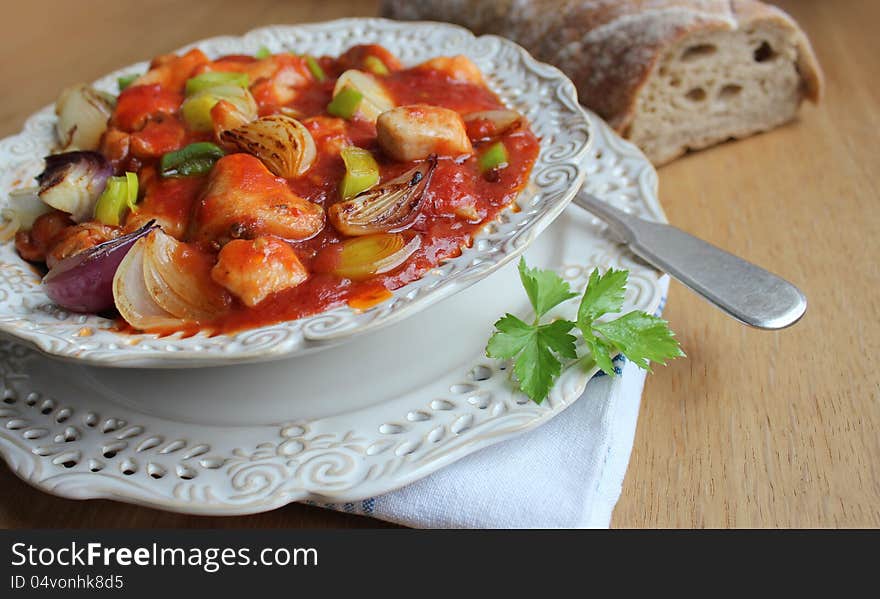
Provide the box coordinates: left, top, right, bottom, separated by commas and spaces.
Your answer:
304, 55, 326, 82
327, 87, 364, 120
185, 72, 249, 96
479, 141, 509, 173
364, 55, 389, 76
94, 172, 139, 226
340, 146, 379, 199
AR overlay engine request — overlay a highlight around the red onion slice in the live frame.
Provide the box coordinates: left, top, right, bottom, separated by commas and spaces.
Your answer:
42, 221, 158, 313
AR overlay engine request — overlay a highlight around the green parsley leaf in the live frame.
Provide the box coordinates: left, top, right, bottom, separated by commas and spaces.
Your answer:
594, 311, 685, 372
577, 267, 628, 324
512, 322, 577, 404
538, 319, 578, 360
518, 257, 578, 318
487, 314, 576, 404
486, 260, 683, 404
583, 333, 615, 376
486, 313, 534, 358
576, 268, 684, 376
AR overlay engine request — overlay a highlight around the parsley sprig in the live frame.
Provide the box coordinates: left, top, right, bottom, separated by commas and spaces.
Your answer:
486, 258, 684, 403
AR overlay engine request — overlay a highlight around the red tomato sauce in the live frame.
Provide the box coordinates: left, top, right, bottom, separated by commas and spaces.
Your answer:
99, 45, 540, 334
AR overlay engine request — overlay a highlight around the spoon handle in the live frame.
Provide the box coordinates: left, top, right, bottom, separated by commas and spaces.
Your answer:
574, 191, 807, 329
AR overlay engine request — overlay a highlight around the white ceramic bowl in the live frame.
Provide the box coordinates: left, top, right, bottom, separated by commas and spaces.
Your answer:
0, 111, 667, 513
0, 18, 591, 367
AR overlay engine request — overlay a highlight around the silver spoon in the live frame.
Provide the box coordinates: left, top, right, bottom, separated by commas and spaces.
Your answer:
574, 190, 807, 330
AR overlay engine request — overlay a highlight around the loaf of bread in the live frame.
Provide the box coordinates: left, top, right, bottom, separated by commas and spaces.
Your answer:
382, 0, 822, 165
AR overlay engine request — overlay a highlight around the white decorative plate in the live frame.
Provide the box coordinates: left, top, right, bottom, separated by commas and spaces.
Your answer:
0, 112, 667, 514
0, 18, 591, 367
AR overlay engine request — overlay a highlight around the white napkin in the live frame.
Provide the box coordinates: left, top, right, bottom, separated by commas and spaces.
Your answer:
320, 294, 666, 529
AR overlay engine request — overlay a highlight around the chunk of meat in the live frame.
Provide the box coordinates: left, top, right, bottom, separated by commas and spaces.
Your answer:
246, 55, 311, 108
100, 128, 131, 168
134, 48, 210, 93
211, 236, 308, 307
302, 116, 351, 156
14, 210, 73, 263
45, 222, 120, 269
129, 115, 186, 158
196, 54, 312, 111
337, 44, 403, 73
377, 104, 472, 161
112, 84, 183, 132
415, 55, 483, 85
125, 213, 179, 240
193, 55, 257, 74
125, 168, 205, 240
191, 153, 325, 244
250, 55, 304, 87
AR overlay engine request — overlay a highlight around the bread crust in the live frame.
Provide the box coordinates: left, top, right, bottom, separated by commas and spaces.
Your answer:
382, 0, 823, 162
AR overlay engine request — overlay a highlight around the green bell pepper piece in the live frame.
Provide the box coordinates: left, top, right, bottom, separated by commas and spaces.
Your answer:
160, 142, 226, 178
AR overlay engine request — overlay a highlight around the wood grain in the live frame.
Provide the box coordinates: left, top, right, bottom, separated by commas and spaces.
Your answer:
613, 0, 880, 528
0, 0, 877, 528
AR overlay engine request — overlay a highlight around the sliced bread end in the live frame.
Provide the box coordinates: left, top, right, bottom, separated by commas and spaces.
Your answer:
629, 14, 820, 165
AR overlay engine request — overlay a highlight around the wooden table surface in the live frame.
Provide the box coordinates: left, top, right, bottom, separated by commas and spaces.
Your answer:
0, 0, 877, 528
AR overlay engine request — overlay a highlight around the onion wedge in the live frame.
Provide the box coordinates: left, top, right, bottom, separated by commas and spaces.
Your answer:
36, 151, 112, 223
220, 114, 316, 178
55, 84, 115, 151
113, 229, 229, 330
328, 157, 436, 236
112, 237, 183, 330
143, 231, 229, 320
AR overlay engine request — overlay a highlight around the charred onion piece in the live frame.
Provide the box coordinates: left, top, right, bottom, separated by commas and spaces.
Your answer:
112, 236, 184, 330
328, 156, 436, 236
55, 84, 115, 151
36, 151, 112, 222
42, 221, 157, 313
220, 114, 316, 178
143, 230, 230, 319
113, 229, 229, 329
